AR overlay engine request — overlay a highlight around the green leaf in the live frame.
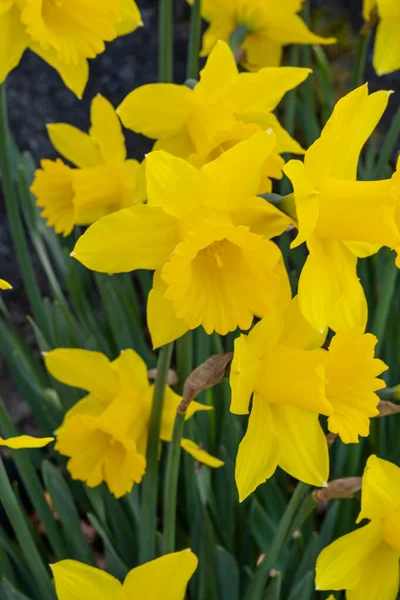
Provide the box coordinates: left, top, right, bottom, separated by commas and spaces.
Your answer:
287, 571, 314, 600
87, 513, 128, 581
216, 546, 239, 600
0, 578, 33, 600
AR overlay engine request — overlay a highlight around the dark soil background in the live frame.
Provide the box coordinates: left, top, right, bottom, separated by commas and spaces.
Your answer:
1, 0, 400, 426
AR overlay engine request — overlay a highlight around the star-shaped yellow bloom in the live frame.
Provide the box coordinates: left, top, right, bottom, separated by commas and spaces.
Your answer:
186, 0, 335, 69
364, 0, 400, 75
31, 95, 143, 237
72, 132, 291, 347
316, 455, 400, 600
52, 549, 198, 600
283, 84, 400, 333
0, 0, 142, 97
118, 40, 312, 169
230, 296, 387, 501
45, 348, 222, 498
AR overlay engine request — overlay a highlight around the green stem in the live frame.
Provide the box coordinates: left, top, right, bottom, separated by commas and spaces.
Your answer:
370, 253, 398, 355
229, 24, 248, 53
161, 411, 185, 555
176, 331, 193, 394
0, 456, 55, 599
245, 482, 309, 600
352, 31, 371, 89
159, 0, 174, 82
140, 343, 174, 563
0, 84, 48, 338
187, 0, 202, 80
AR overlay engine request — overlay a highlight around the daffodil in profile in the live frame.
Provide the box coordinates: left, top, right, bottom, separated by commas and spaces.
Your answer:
316, 455, 400, 600
52, 549, 198, 600
186, 0, 335, 70
31, 95, 142, 237
0, 0, 142, 97
72, 132, 291, 348
283, 84, 400, 333
364, 0, 400, 75
118, 40, 312, 166
45, 348, 222, 498
230, 296, 387, 501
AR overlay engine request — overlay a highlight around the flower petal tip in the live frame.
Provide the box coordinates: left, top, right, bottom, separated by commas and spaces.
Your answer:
322, 481, 328, 488
70, 251, 76, 258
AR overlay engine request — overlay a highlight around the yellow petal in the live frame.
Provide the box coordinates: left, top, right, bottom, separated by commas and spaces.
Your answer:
181, 439, 224, 468
0, 435, 54, 449
232, 195, 292, 239
315, 520, 383, 592
280, 296, 328, 350
230, 334, 260, 415
0, 4, 28, 83
344, 241, 382, 258
270, 404, 329, 486
283, 160, 319, 248
202, 131, 277, 211
240, 33, 283, 70
347, 541, 400, 600
111, 349, 149, 395
72, 205, 179, 274
47, 124, 101, 168
195, 40, 238, 103
51, 560, 124, 600
235, 394, 279, 501
326, 330, 387, 443
268, 14, 336, 45
115, 0, 143, 36
256, 111, 305, 154
44, 348, 119, 399
358, 455, 400, 523
190, 0, 235, 22
373, 18, 400, 75
146, 151, 204, 218
383, 506, 400, 555
0, 279, 12, 290
118, 84, 194, 138
123, 549, 198, 599
200, 19, 235, 57
147, 270, 189, 349
89, 95, 126, 164
153, 130, 195, 159
30, 42, 88, 99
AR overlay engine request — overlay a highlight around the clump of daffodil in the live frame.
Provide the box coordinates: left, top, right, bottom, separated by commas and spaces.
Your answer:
364, 0, 400, 75
44, 348, 222, 498
31, 94, 144, 237
72, 132, 291, 348
316, 455, 400, 599
186, 0, 335, 70
118, 39, 313, 188
0, 279, 12, 290
230, 295, 387, 501
0, 0, 142, 97
52, 549, 198, 599
283, 84, 400, 333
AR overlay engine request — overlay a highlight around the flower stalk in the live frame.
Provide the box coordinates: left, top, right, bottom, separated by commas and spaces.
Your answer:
187, 0, 202, 80
159, 0, 174, 82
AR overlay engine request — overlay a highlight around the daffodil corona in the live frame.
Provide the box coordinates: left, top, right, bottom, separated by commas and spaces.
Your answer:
364, 0, 400, 75
32, 95, 143, 237
230, 296, 387, 501
45, 348, 222, 498
316, 455, 400, 600
284, 85, 400, 333
72, 132, 291, 347
0, 0, 142, 96
52, 549, 198, 600
186, 0, 335, 70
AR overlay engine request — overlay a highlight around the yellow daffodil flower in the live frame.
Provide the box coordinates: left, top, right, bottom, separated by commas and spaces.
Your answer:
31, 95, 142, 237
316, 455, 400, 599
0, 435, 53, 448
52, 549, 198, 599
0, 0, 142, 97
0, 279, 12, 290
71, 132, 291, 347
186, 0, 335, 70
230, 296, 387, 501
44, 348, 222, 498
283, 84, 400, 333
364, 0, 400, 75
118, 40, 312, 165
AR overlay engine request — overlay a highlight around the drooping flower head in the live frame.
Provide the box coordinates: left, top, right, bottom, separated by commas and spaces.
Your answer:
31, 95, 143, 237
283, 85, 400, 333
316, 455, 400, 599
0, 0, 142, 96
118, 40, 312, 177
52, 549, 198, 599
72, 132, 291, 348
45, 348, 222, 498
230, 296, 387, 501
364, 0, 400, 75
186, 0, 335, 70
